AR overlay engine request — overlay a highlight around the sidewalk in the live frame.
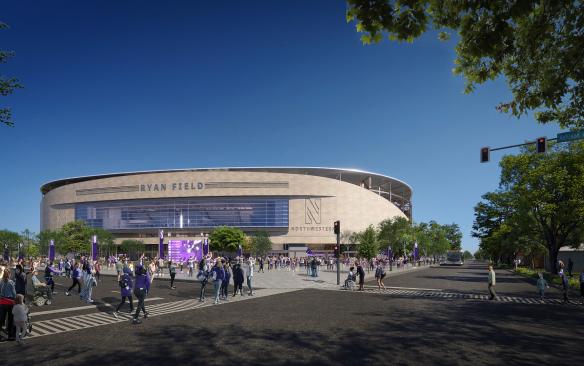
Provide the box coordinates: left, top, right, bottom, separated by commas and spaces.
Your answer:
99, 263, 433, 290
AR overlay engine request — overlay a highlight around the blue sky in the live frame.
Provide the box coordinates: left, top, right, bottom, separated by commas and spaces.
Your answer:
0, 1, 561, 252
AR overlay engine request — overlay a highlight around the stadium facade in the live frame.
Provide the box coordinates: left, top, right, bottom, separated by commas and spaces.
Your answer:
40, 167, 412, 256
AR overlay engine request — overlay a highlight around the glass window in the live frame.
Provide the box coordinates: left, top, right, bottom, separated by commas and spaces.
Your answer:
75, 197, 289, 230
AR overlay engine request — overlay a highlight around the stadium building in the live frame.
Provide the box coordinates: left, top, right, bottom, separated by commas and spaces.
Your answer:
40, 167, 412, 256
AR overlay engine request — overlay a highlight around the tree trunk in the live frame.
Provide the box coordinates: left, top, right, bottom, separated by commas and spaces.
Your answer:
546, 236, 559, 274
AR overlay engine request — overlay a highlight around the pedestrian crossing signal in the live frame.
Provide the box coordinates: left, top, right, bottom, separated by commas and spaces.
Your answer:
537, 137, 546, 153
480, 147, 490, 163
334, 245, 339, 258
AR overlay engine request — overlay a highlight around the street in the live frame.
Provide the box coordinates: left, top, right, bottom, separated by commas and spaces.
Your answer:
2, 261, 583, 365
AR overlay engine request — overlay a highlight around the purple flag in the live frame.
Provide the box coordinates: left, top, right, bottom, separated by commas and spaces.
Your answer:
203, 237, 209, 256
49, 239, 55, 261
91, 235, 99, 261
236, 244, 242, 257
306, 248, 313, 256
159, 230, 165, 259
414, 242, 419, 261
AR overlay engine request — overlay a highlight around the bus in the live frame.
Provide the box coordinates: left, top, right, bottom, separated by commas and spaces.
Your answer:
440, 250, 464, 266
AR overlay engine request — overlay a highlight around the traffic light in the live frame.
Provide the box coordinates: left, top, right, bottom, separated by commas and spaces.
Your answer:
536, 137, 546, 153
480, 147, 490, 163
334, 245, 339, 258
333, 220, 340, 235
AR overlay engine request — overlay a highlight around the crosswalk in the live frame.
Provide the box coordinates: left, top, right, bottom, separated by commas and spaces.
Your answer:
23, 288, 296, 340
357, 287, 582, 306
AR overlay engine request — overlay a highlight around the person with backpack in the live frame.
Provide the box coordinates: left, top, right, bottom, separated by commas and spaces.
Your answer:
113, 267, 134, 318
356, 260, 365, 291
197, 258, 209, 302
375, 262, 386, 291
64, 259, 71, 278
132, 264, 150, 324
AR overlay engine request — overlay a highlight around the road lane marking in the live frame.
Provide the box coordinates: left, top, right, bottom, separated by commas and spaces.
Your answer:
30, 297, 164, 317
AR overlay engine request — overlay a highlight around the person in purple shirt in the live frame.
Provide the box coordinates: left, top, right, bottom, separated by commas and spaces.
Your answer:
113, 267, 134, 318
65, 263, 81, 296
132, 264, 150, 324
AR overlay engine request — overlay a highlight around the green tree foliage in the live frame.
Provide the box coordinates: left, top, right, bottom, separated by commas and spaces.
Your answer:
119, 240, 145, 261
60, 221, 93, 255
357, 225, 379, 260
209, 226, 246, 253
442, 223, 463, 250
250, 231, 273, 257
0, 229, 21, 257
346, 1, 584, 128
473, 142, 584, 273
463, 250, 473, 260
0, 22, 22, 127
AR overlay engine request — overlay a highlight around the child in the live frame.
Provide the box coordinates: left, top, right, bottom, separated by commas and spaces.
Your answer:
12, 294, 29, 343
536, 272, 549, 301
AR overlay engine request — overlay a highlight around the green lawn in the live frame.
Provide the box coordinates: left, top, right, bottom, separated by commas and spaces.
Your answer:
514, 267, 581, 289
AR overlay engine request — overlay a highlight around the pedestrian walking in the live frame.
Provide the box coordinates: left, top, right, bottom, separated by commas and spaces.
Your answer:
560, 270, 570, 304
113, 267, 134, 318
233, 262, 244, 297
169, 261, 177, 289
221, 262, 231, 300
211, 260, 225, 304
245, 258, 254, 296
66, 263, 82, 296
79, 263, 96, 303
375, 263, 386, 290
12, 294, 27, 343
0, 269, 16, 341
94, 261, 101, 282
64, 259, 71, 278
536, 272, 549, 301
197, 259, 209, 302
356, 261, 365, 291
488, 265, 497, 300
13, 265, 27, 299
115, 259, 123, 280
132, 264, 150, 324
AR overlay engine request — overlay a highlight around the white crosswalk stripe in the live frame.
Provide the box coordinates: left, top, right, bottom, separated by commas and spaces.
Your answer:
357, 287, 582, 306
19, 289, 297, 341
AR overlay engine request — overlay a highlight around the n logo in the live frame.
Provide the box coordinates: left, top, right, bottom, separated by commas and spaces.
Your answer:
305, 198, 321, 224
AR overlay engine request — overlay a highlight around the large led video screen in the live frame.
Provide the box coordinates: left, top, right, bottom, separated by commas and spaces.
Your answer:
168, 240, 203, 263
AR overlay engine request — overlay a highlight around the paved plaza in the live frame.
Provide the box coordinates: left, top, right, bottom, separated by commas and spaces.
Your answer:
2, 261, 583, 365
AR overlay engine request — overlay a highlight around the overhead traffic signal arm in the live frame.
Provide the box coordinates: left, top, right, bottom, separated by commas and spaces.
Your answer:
480, 136, 555, 163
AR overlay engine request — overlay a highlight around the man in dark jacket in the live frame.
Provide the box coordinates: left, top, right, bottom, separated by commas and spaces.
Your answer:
14, 265, 27, 299
233, 263, 244, 297
356, 261, 365, 291
132, 264, 150, 324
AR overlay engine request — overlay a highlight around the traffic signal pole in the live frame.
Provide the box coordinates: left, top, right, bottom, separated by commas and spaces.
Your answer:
336, 229, 340, 286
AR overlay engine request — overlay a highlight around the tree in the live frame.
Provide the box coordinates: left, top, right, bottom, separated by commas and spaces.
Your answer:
60, 221, 93, 255
378, 216, 412, 255
463, 250, 473, 260
1, 22, 22, 127
209, 226, 246, 253
346, 1, 584, 128
442, 223, 463, 251
91, 228, 115, 257
249, 231, 273, 257
357, 225, 379, 260
473, 142, 584, 273
0, 229, 21, 257
119, 240, 145, 261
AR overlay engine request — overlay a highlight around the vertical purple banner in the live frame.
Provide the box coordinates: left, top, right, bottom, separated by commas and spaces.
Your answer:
159, 230, 165, 259
414, 242, 419, 261
236, 244, 242, 257
203, 237, 209, 256
49, 239, 55, 262
92, 235, 98, 261
387, 247, 393, 259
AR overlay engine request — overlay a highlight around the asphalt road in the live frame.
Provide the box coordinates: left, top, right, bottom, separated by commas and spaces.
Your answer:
2, 261, 583, 366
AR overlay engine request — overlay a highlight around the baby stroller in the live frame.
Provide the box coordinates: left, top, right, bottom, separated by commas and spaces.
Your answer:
342, 273, 356, 291
33, 286, 52, 306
